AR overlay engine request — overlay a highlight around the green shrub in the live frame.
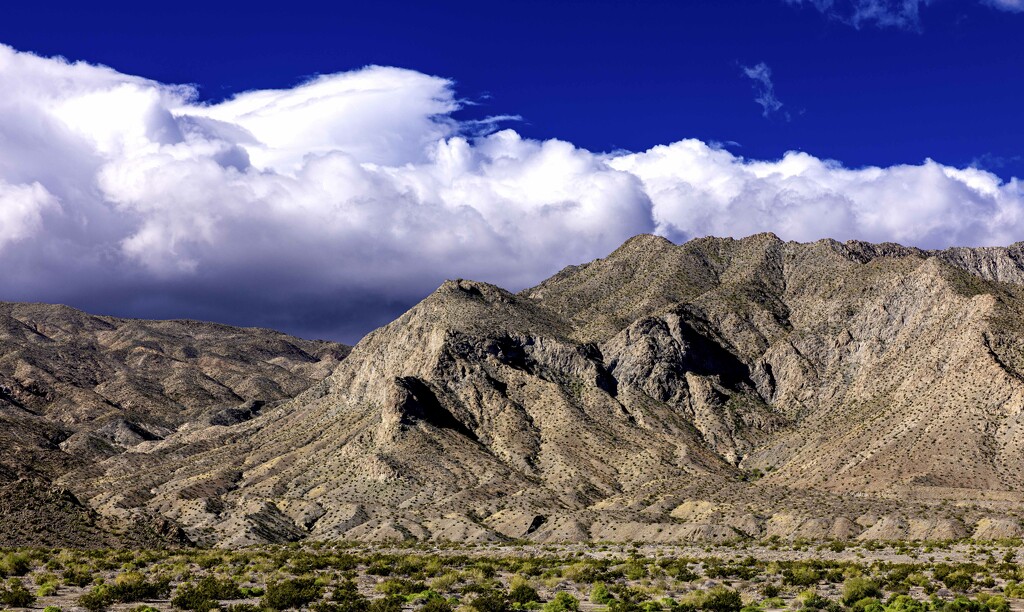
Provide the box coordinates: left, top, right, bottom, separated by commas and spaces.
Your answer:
37, 582, 59, 597
115, 573, 171, 599
795, 591, 831, 611
943, 572, 974, 593
940, 597, 983, 612
368, 595, 405, 612
849, 598, 883, 612
509, 583, 541, 606
262, 578, 323, 611
0, 554, 31, 578
77, 573, 171, 612
79, 586, 112, 612
542, 593, 580, 612
759, 585, 780, 599
63, 567, 94, 587
784, 567, 821, 588
0, 578, 36, 607
608, 586, 647, 612
694, 587, 742, 612
665, 563, 698, 583
377, 579, 427, 597
43, 606, 62, 612
843, 578, 883, 606
471, 592, 510, 612
882, 595, 926, 612
591, 583, 615, 605
980, 596, 1009, 612
172, 576, 244, 612
430, 572, 460, 592
420, 599, 454, 612
322, 579, 368, 612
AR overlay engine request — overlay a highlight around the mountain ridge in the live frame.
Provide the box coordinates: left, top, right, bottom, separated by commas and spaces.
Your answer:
49, 232, 1024, 546
9, 232, 1024, 546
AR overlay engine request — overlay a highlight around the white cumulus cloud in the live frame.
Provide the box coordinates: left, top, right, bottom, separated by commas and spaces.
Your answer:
0, 43, 1023, 340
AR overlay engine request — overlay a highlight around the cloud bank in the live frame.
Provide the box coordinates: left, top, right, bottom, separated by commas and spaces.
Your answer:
1, 45, 1023, 341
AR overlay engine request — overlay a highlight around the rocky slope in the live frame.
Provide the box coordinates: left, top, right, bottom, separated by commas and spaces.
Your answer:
59, 234, 1024, 546
0, 302, 349, 546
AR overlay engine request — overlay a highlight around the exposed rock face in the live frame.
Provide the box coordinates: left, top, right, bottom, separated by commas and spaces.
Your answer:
55, 233, 1024, 546
0, 302, 349, 546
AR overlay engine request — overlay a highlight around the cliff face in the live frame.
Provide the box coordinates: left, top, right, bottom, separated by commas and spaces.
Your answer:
21, 233, 1024, 546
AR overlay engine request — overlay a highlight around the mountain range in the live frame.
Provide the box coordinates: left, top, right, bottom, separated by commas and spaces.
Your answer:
6, 233, 1024, 546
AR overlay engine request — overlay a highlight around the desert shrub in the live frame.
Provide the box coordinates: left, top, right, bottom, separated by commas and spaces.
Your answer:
0, 554, 31, 578
368, 596, 404, 612
108, 572, 172, 603
943, 572, 974, 593
419, 598, 453, 612
977, 595, 1009, 612
430, 572, 461, 592
704, 563, 758, 581
377, 579, 427, 597
693, 587, 742, 612
824, 569, 846, 584
262, 578, 322, 611
509, 583, 541, 606
37, 582, 59, 596
563, 562, 603, 584
172, 576, 243, 612
759, 585, 780, 599
225, 605, 265, 612
843, 578, 883, 606
882, 595, 926, 612
666, 563, 699, 582
324, 579, 368, 612
624, 562, 648, 580
607, 590, 645, 612
849, 598, 884, 612
79, 586, 113, 612
542, 593, 580, 612
760, 598, 785, 609
471, 591, 511, 612
784, 567, 821, 587
940, 597, 984, 612
795, 590, 831, 611
0, 577, 36, 607
43, 606, 63, 612
668, 601, 699, 612
196, 554, 226, 570
591, 583, 615, 605
1003, 581, 1024, 598
131, 606, 162, 612
78, 573, 170, 612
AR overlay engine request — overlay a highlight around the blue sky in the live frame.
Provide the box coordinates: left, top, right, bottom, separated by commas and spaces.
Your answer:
3, 0, 1021, 178
0, 1, 1022, 341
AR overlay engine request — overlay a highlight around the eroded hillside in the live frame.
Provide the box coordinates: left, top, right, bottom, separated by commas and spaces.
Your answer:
59, 234, 1024, 546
